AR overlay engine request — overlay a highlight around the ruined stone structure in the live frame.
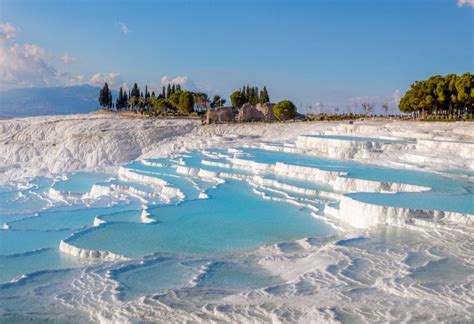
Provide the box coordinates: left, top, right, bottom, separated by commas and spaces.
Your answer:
256, 103, 275, 122
237, 103, 264, 122
205, 107, 237, 124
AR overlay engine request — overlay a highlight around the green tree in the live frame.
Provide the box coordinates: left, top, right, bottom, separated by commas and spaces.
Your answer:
456, 73, 473, 114
259, 86, 270, 104
194, 92, 209, 112
116, 87, 124, 109
273, 100, 296, 121
178, 91, 195, 114
129, 96, 138, 110
123, 91, 128, 109
131, 83, 140, 99
99, 82, 112, 109
168, 89, 183, 107
230, 90, 246, 108
151, 98, 171, 115
210, 95, 226, 108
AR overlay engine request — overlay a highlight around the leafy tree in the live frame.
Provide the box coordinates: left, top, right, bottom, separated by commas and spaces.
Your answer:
210, 95, 226, 108
129, 96, 138, 110
230, 91, 246, 108
168, 90, 183, 107
178, 91, 195, 114
146, 93, 156, 112
194, 92, 210, 112
151, 98, 172, 115
273, 100, 296, 121
399, 73, 473, 117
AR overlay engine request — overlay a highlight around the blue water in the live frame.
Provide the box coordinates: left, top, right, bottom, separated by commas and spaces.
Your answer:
52, 172, 112, 193
0, 143, 472, 322
304, 134, 409, 144
238, 147, 471, 196
67, 180, 333, 258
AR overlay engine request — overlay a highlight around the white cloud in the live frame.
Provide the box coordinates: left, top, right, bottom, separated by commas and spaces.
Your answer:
0, 22, 64, 88
458, 0, 474, 8
89, 72, 122, 87
0, 22, 124, 90
0, 41, 60, 88
0, 22, 16, 40
62, 73, 86, 86
61, 53, 76, 64
118, 22, 129, 35
160, 75, 197, 90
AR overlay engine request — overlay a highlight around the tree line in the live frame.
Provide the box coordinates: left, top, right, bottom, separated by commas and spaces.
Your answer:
399, 73, 473, 118
230, 85, 270, 108
99, 82, 232, 116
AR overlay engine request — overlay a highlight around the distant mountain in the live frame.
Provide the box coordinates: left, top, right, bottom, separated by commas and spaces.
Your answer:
0, 85, 117, 117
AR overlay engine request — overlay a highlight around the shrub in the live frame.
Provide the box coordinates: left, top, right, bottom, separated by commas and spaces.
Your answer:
273, 100, 296, 121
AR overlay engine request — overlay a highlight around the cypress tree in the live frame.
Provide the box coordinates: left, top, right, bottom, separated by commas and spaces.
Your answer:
116, 87, 123, 109
131, 83, 140, 98
99, 82, 112, 109
123, 91, 128, 109
108, 88, 113, 108
162, 86, 166, 98
260, 86, 270, 104
166, 84, 172, 98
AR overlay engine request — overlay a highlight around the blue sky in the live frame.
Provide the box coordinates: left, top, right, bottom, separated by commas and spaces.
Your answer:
0, 0, 472, 111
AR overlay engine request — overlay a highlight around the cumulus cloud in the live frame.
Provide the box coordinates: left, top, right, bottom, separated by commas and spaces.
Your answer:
160, 75, 197, 90
0, 22, 123, 90
0, 22, 16, 40
61, 53, 76, 64
458, 0, 474, 8
118, 22, 129, 34
89, 72, 122, 87
0, 22, 65, 88
0, 41, 61, 88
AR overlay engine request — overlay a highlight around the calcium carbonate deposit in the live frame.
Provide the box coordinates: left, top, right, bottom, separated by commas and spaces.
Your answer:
0, 114, 473, 323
